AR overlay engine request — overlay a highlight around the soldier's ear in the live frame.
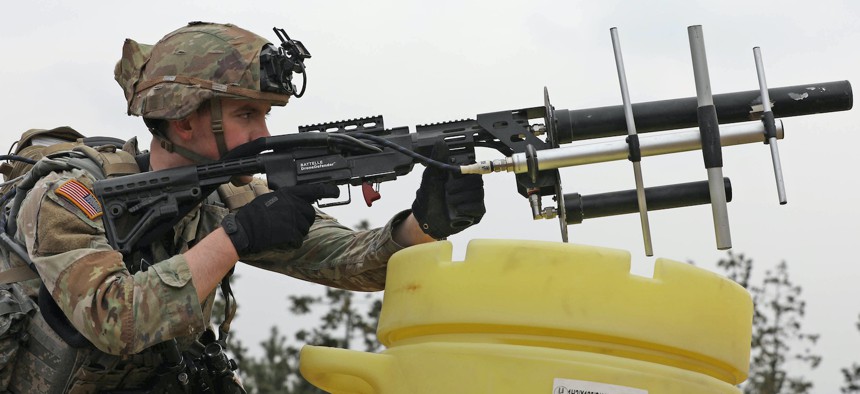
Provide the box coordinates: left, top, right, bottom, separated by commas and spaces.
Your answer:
168, 117, 195, 142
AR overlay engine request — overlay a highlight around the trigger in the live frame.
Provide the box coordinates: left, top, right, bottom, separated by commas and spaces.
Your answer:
362, 182, 381, 207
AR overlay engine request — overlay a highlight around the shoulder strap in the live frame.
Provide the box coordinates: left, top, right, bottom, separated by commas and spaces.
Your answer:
71, 145, 140, 179
0, 143, 142, 285
0, 265, 39, 285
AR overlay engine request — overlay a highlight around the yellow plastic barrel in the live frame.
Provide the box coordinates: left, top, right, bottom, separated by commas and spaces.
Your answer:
300, 240, 752, 393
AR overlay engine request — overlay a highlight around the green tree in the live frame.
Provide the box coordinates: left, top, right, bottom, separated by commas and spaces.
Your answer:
841, 314, 860, 393
291, 289, 383, 353
231, 326, 300, 393
228, 286, 383, 393
716, 251, 752, 288
717, 253, 820, 394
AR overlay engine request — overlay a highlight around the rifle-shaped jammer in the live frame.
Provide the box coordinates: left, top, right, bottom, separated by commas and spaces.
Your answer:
94, 27, 852, 257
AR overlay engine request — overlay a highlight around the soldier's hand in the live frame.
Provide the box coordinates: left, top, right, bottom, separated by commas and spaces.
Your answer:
412, 141, 485, 239
221, 184, 340, 254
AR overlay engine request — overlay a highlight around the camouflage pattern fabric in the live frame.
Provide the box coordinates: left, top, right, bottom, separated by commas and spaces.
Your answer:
0, 283, 36, 391
242, 208, 408, 291
11, 165, 406, 390
8, 304, 86, 394
116, 22, 290, 121
17, 168, 207, 355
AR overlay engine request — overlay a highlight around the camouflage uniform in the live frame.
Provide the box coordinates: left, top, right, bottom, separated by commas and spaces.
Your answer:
11, 164, 406, 391
4, 21, 412, 392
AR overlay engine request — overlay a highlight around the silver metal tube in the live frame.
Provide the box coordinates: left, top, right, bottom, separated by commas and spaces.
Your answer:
632, 161, 653, 255
611, 28, 638, 138
529, 194, 542, 220
769, 142, 787, 204
754, 46, 788, 204
689, 24, 731, 250
688, 26, 714, 106
460, 120, 782, 175
707, 167, 732, 249
754, 47, 772, 113
611, 26, 653, 256
491, 120, 780, 173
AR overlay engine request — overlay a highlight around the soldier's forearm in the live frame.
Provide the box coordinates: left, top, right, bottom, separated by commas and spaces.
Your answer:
393, 213, 436, 246
184, 228, 239, 301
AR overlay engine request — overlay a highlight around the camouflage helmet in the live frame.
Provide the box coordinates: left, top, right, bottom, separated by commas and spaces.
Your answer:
115, 21, 292, 121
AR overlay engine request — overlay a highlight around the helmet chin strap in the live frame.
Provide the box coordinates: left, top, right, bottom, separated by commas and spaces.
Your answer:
152, 98, 250, 186
209, 97, 230, 159
150, 97, 230, 165
151, 133, 214, 165
209, 96, 250, 186
210, 97, 250, 186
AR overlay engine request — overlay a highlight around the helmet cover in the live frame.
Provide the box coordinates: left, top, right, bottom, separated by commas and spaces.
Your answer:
115, 21, 291, 120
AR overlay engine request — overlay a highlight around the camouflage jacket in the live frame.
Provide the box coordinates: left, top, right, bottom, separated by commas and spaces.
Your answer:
15, 166, 407, 358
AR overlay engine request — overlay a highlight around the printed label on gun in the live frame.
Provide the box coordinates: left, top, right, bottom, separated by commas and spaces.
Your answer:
297, 156, 348, 174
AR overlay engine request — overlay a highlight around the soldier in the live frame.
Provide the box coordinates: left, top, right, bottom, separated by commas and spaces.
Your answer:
3, 21, 484, 392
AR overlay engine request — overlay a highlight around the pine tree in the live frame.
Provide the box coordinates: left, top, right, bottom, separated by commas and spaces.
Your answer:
716, 251, 752, 288
239, 327, 297, 392
717, 253, 821, 394
290, 289, 383, 353
841, 314, 860, 393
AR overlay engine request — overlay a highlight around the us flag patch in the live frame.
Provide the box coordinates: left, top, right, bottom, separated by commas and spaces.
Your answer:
55, 179, 103, 220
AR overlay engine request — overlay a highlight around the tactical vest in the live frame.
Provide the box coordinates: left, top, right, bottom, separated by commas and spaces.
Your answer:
0, 127, 141, 393
0, 127, 264, 393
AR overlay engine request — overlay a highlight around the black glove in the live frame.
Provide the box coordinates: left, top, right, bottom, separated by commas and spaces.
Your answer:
221, 184, 340, 254
412, 141, 486, 239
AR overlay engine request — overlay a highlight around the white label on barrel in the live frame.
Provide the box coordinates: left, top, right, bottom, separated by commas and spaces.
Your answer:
552, 378, 647, 394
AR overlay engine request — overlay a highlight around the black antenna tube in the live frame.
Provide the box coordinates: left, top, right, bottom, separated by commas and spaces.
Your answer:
554, 80, 852, 143
564, 178, 732, 224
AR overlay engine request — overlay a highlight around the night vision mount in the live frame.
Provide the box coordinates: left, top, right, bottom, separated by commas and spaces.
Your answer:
260, 27, 311, 98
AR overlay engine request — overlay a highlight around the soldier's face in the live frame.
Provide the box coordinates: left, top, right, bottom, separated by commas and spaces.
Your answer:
187, 98, 273, 160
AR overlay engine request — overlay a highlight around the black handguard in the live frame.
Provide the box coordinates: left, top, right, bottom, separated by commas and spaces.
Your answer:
412, 141, 485, 239
223, 184, 340, 254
